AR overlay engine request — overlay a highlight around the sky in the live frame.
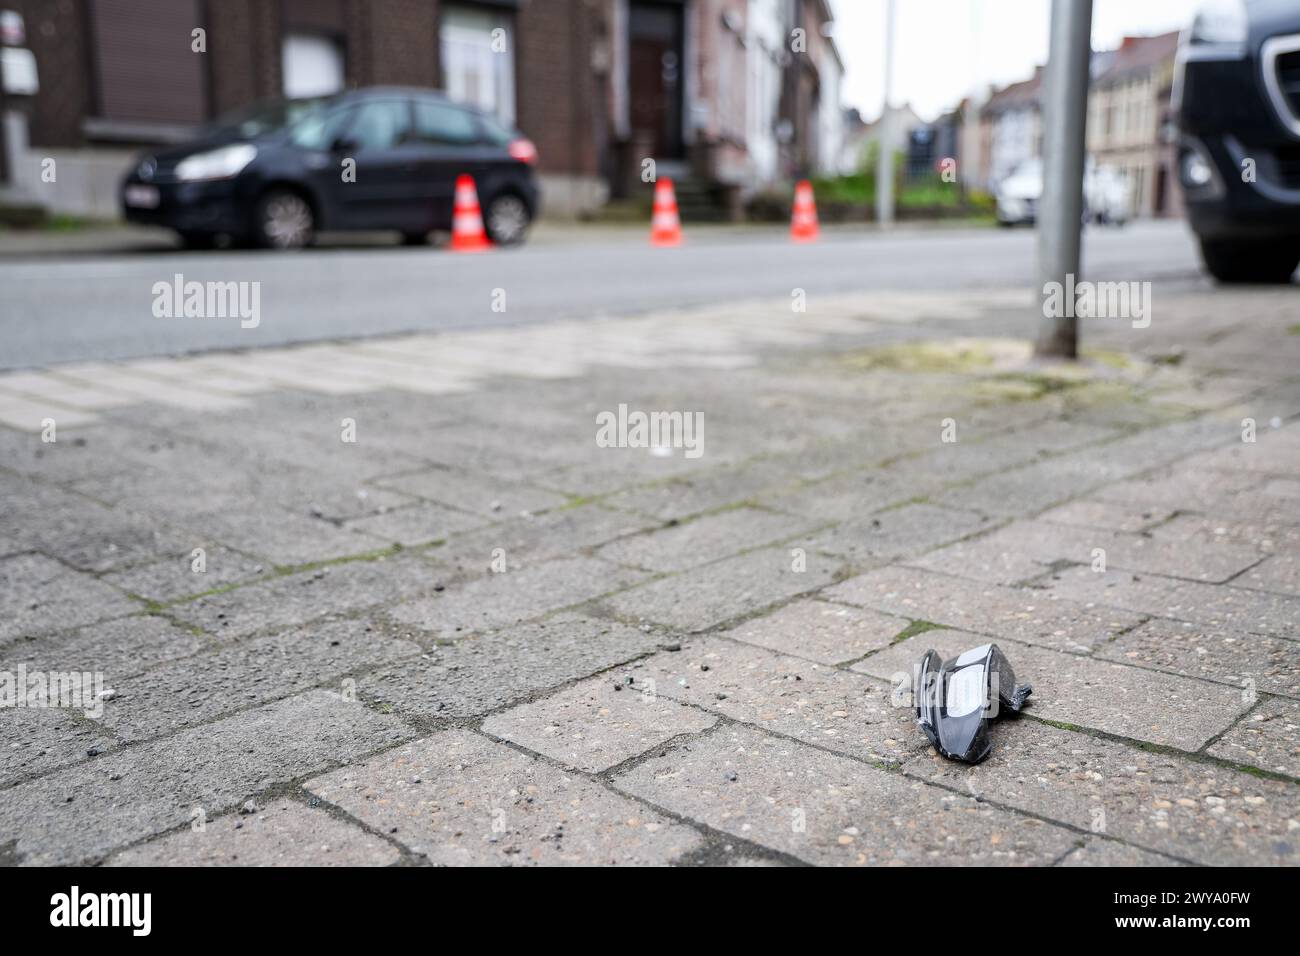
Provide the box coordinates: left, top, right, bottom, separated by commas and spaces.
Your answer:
830, 0, 1202, 122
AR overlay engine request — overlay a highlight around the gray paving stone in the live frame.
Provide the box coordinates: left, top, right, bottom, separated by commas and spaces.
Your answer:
306, 729, 701, 866
0, 470, 199, 573
1037, 566, 1300, 638
105, 797, 400, 867
0, 690, 412, 865
177, 507, 387, 568
759, 468, 940, 523
101, 616, 420, 741
806, 504, 993, 564
0, 707, 117, 787
613, 724, 1076, 865
855, 629, 1249, 751
632, 638, 919, 766
602, 458, 821, 523
901, 719, 1300, 865
344, 501, 489, 547
603, 547, 838, 633
1092, 465, 1271, 523
361, 615, 658, 720
1262, 478, 1300, 501
101, 545, 268, 603
914, 518, 1262, 585
934, 454, 1131, 518
1155, 511, 1300, 550
1099, 618, 1300, 700
428, 504, 654, 575
174, 411, 433, 484
98, 463, 416, 526
170, 555, 439, 639
825, 565, 1143, 653
1181, 424, 1300, 477
0, 553, 139, 642
1237, 552, 1300, 597
911, 520, 1105, 584
596, 508, 820, 573
0, 425, 141, 482
1058, 838, 1185, 867
603, 432, 925, 522
482, 675, 717, 772
724, 599, 906, 665
374, 466, 570, 517
0, 614, 208, 682
1207, 698, 1300, 777
1037, 500, 1176, 534
389, 556, 644, 639
528, 449, 711, 499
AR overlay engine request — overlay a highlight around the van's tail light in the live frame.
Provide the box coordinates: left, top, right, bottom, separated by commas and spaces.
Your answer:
509, 138, 538, 165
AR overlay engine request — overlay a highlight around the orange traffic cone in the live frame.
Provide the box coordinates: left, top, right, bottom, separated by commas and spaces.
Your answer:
791, 179, 819, 243
650, 178, 683, 247
450, 174, 490, 252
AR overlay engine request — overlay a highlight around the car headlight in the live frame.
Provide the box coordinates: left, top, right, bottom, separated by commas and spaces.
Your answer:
175, 144, 258, 182
1181, 150, 1214, 188
1187, 0, 1248, 46
1178, 139, 1225, 199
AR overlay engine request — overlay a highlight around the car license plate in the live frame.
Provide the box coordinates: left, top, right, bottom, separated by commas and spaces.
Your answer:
124, 185, 160, 208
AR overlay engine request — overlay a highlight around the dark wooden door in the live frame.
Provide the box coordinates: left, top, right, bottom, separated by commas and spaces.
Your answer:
628, 1, 684, 159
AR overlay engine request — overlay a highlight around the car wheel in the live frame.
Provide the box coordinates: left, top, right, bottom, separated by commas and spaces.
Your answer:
1200, 238, 1300, 284
177, 230, 216, 250
401, 231, 431, 246
483, 193, 531, 246
254, 189, 315, 249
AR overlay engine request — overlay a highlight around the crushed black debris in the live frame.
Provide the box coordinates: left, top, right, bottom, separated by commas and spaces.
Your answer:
915, 642, 1031, 764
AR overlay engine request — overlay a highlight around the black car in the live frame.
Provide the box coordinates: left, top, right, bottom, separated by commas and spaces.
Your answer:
122, 87, 539, 249
1176, 0, 1300, 282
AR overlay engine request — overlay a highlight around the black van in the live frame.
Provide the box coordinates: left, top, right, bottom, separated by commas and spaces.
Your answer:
121, 87, 539, 250
1176, 0, 1300, 282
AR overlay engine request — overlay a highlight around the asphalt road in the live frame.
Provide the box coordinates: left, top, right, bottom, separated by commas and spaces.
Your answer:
0, 220, 1204, 370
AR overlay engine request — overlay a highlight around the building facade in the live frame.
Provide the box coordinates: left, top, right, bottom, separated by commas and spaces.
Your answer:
0, 0, 603, 218
1086, 31, 1181, 219
955, 31, 1181, 217
983, 67, 1043, 188
596, 0, 842, 203
1, 0, 844, 221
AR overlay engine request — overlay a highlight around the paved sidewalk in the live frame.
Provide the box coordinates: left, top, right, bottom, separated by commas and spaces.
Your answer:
1, 280, 1298, 866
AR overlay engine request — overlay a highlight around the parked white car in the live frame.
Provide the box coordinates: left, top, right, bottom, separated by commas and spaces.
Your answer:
995, 158, 1132, 226
995, 158, 1043, 226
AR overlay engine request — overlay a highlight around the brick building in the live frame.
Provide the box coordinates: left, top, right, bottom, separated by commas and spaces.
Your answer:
0, 0, 842, 221
0, 0, 604, 217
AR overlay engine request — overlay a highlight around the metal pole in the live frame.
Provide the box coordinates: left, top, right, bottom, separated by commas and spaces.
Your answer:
1035, 0, 1093, 358
0, 48, 9, 184
875, 0, 896, 226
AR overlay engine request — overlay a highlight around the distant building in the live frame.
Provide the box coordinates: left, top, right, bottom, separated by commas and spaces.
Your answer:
983, 66, 1043, 187
962, 30, 1181, 218
840, 102, 922, 175
1087, 31, 1182, 219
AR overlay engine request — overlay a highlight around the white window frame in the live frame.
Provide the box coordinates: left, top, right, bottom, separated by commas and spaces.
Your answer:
440, 5, 515, 126
282, 32, 346, 100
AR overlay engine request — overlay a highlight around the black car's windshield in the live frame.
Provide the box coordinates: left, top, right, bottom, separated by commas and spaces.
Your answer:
203, 97, 333, 140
